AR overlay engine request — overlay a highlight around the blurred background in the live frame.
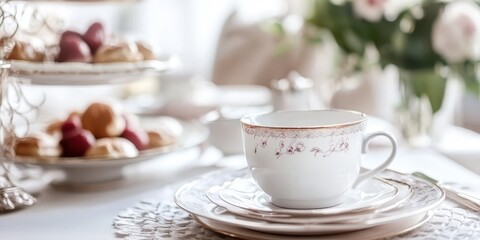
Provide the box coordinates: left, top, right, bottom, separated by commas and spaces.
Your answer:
9, 0, 480, 149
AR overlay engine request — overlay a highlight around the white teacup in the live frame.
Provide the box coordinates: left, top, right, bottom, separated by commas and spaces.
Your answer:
240, 109, 397, 209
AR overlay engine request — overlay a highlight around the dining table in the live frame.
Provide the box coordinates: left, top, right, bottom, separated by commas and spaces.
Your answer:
1, 123, 479, 240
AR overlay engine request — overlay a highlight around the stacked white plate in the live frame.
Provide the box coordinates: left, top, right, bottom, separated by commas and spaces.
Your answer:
174, 168, 445, 240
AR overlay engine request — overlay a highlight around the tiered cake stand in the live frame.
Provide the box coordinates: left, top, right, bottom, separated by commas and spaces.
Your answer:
0, 0, 206, 212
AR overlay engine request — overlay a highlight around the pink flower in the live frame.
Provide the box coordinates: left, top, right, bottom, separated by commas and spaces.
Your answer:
295, 142, 306, 152
261, 140, 268, 148
352, 0, 420, 22
353, 0, 387, 22
432, 0, 480, 63
287, 146, 295, 155
275, 149, 281, 156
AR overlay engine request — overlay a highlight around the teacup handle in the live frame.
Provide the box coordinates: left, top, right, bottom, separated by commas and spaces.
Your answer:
353, 131, 397, 188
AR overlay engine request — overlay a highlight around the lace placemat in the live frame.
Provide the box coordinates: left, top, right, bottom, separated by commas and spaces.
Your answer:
113, 185, 480, 240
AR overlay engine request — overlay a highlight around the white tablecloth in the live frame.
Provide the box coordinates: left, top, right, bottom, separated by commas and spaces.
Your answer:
434, 125, 480, 175
1, 144, 480, 240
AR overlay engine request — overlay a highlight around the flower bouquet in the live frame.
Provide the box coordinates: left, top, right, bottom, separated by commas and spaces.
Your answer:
306, 0, 480, 145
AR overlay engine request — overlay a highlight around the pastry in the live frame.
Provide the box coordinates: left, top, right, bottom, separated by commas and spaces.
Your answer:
5, 40, 45, 62
135, 41, 156, 60
83, 22, 105, 54
56, 32, 92, 63
81, 102, 126, 138
92, 42, 142, 63
147, 128, 176, 148
60, 115, 95, 157
85, 137, 138, 158
45, 112, 83, 139
121, 114, 148, 150
14, 133, 61, 157
45, 120, 63, 139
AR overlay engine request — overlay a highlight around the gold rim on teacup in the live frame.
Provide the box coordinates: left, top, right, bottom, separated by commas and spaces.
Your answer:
240, 109, 367, 129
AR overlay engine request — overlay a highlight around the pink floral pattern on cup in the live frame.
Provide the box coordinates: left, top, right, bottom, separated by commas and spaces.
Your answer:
245, 118, 365, 159
310, 137, 349, 157
253, 137, 350, 159
274, 140, 306, 159
254, 137, 270, 154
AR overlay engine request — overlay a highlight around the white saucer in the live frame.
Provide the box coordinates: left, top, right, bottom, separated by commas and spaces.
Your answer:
206, 178, 412, 224
174, 168, 444, 235
194, 210, 434, 240
219, 177, 397, 216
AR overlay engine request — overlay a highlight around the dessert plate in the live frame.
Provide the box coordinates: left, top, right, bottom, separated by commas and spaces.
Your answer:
219, 177, 397, 216
9, 55, 180, 85
175, 168, 444, 235
205, 179, 412, 224
194, 210, 434, 240
14, 120, 208, 184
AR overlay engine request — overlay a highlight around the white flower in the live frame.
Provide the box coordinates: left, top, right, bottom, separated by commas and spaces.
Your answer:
432, 0, 480, 63
352, 0, 387, 22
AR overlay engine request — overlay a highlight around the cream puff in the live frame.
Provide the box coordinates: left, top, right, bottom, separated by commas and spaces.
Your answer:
81, 102, 126, 138
85, 137, 138, 158
14, 133, 61, 157
92, 42, 142, 63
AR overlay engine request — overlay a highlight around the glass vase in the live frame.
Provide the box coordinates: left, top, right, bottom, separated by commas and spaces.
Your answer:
397, 69, 447, 147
